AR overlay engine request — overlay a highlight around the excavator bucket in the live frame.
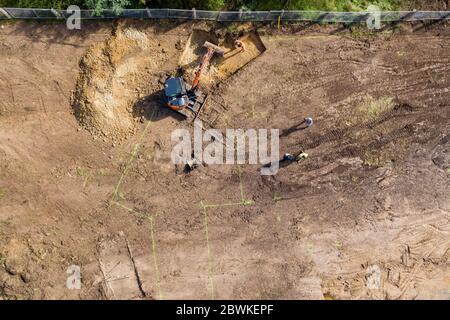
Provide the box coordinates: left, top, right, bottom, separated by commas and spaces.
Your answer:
218, 32, 266, 78
179, 30, 266, 88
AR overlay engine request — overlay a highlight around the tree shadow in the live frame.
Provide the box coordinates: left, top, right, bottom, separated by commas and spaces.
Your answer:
290, 13, 332, 33
5, 18, 191, 51
151, 19, 191, 35
377, 12, 416, 32
6, 20, 114, 50
412, 13, 450, 32
329, 23, 352, 35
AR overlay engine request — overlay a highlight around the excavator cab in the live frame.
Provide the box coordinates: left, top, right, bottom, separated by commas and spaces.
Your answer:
163, 41, 224, 120
164, 77, 189, 110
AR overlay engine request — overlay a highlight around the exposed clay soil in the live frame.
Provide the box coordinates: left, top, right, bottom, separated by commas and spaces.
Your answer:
72, 22, 185, 140
0, 19, 449, 300
179, 29, 266, 89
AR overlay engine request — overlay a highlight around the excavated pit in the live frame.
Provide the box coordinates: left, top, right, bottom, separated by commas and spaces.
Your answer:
71, 23, 181, 140
71, 25, 265, 140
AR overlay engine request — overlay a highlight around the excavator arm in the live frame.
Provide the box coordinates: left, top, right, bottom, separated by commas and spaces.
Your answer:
191, 41, 224, 90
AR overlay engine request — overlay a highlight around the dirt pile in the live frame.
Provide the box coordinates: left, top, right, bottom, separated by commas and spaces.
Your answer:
71, 23, 179, 140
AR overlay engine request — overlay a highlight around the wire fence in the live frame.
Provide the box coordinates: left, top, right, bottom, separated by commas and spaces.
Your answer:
0, 8, 450, 23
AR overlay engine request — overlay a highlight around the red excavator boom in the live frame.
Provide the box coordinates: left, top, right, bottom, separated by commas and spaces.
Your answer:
191, 41, 225, 89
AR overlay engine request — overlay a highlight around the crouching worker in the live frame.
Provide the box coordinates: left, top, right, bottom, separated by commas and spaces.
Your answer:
283, 151, 308, 161
279, 151, 308, 168
261, 151, 308, 172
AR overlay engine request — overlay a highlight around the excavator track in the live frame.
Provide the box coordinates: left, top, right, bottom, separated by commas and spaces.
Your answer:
195, 93, 229, 129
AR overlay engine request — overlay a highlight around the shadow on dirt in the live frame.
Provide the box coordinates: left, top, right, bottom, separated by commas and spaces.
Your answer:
5, 19, 191, 50
280, 120, 310, 138
412, 13, 450, 32
132, 89, 186, 122
151, 19, 190, 35
5, 20, 114, 49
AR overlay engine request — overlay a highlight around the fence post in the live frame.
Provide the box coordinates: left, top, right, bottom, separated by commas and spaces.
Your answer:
278, 10, 284, 31
51, 8, 63, 19
0, 8, 12, 19
0, 8, 449, 23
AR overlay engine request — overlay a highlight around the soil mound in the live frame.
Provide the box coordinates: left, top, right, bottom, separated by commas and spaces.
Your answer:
71, 24, 175, 140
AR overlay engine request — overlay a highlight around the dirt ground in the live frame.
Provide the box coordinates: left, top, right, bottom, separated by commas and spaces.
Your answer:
0, 19, 449, 300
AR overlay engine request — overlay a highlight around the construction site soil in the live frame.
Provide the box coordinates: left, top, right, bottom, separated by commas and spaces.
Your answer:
0, 19, 449, 300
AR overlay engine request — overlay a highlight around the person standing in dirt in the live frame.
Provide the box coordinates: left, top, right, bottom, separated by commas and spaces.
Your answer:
273, 117, 312, 170
280, 116, 313, 138
304, 117, 313, 127
234, 39, 246, 52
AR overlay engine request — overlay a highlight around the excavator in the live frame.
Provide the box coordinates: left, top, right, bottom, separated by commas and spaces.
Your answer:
163, 41, 225, 120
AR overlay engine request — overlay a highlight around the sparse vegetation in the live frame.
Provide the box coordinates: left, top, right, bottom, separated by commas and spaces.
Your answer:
0, 0, 83, 9
240, 0, 401, 11
345, 95, 395, 127
349, 25, 377, 38
85, 0, 130, 14
0, 188, 7, 200
323, 292, 334, 300
363, 150, 390, 167
0, 253, 5, 268
98, 168, 110, 176
273, 195, 283, 202
0, 0, 404, 11
76, 166, 88, 177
